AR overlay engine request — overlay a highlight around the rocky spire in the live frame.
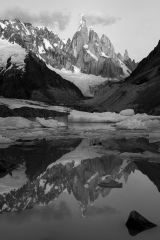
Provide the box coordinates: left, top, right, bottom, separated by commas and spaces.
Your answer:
124, 49, 129, 61
78, 14, 87, 31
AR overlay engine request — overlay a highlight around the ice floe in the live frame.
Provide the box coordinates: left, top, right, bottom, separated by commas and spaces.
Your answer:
68, 110, 129, 123
119, 109, 135, 116
68, 110, 160, 130
36, 117, 66, 128
0, 117, 39, 129
115, 119, 147, 130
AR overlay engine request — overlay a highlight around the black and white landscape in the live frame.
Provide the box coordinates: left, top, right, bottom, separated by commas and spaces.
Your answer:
0, 1, 160, 240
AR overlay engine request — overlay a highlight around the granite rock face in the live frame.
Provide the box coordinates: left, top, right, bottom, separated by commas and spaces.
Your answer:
69, 16, 135, 78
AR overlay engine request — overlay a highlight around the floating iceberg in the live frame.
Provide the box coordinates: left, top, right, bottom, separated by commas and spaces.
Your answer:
36, 117, 66, 128
0, 117, 39, 129
68, 110, 128, 123
116, 119, 160, 130
116, 119, 147, 130
68, 110, 160, 131
120, 109, 135, 116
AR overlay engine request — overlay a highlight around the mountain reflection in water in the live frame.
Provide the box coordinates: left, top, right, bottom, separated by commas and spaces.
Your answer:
0, 136, 160, 240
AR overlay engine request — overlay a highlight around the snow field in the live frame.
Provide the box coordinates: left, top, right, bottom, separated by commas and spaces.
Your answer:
0, 39, 26, 70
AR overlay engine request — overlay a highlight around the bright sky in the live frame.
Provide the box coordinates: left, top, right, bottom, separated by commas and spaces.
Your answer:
0, 0, 160, 62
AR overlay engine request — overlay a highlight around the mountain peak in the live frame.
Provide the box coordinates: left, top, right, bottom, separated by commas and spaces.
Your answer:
80, 14, 86, 25
124, 49, 129, 61
78, 14, 87, 31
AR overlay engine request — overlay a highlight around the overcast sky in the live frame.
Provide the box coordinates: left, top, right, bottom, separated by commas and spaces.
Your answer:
0, 0, 160, 61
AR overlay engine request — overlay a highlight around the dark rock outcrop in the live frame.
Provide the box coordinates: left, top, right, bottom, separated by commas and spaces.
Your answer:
126, 211, 157, 236
0, 51, 84, 104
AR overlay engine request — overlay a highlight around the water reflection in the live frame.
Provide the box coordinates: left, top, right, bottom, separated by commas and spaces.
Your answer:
0, 136, 160, 239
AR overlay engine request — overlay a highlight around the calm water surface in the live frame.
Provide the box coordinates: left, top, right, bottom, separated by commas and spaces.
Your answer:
0, 123, 160, 240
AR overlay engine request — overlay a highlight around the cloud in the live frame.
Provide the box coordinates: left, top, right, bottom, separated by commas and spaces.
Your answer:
0, 7, 71, 31
85, 11, 120, 26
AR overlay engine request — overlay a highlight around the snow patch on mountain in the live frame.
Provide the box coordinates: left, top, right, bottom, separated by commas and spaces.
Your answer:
0, 39, 26, 70
62, 39, 67, 44
38, 45, 45, 54
43, 38, 53, 50
21, 22, 30, 35
0, 22, 6, 29
101, 52, 110, 58
86, 50, 98, 61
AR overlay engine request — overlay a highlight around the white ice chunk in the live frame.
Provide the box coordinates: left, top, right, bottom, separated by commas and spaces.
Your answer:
120, 109, 135, 116
36, 117, 66, 128
144, 119, 160, 129
68, 110, 128, 123
116, 119, 147, 130
0, 117, 36, 129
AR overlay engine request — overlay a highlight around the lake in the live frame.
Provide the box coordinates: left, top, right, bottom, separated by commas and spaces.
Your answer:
0, 123, 160, 240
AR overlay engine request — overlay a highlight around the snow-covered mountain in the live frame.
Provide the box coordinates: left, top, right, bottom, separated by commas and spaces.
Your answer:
0, 17, 137, 79
0, 37, 84, 104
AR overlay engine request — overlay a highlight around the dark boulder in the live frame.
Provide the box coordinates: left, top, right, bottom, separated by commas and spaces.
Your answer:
126, 210, 157, 236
